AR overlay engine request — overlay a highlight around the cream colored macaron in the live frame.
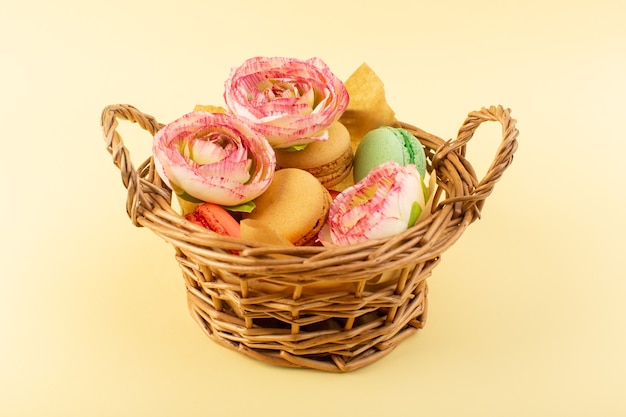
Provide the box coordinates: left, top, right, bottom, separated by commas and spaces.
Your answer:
242, 168, 332, 246
274, 121, 353, 189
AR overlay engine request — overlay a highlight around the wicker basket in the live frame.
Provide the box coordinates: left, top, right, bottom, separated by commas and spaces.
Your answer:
101, 104, 518, 372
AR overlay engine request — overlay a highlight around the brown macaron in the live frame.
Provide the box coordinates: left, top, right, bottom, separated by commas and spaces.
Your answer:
274, 121, 353, 189
242, 168, 332, 246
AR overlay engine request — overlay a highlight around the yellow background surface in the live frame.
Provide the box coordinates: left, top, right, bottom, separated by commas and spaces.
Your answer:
2, 0, 625, 416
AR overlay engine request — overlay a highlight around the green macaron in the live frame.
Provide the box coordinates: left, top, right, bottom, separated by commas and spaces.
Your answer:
352, 126, 427, 183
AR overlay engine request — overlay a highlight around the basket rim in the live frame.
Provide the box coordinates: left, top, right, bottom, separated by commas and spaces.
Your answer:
101, 103, 518, 274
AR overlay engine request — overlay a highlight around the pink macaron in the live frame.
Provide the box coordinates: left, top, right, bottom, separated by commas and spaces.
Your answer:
185, 202, 241, 238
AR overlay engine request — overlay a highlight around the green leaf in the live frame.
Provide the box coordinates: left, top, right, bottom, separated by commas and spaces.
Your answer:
408, 201, 422, 228
177, 191, 205, 204
224, 201, 256, 213
279, 143, 309, 152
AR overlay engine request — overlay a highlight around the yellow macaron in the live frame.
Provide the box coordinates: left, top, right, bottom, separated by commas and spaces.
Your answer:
274, 121, 353, 189
242, 168, 332, 246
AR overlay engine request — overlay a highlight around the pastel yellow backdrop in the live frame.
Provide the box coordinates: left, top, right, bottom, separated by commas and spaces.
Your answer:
1, 0, 624, 416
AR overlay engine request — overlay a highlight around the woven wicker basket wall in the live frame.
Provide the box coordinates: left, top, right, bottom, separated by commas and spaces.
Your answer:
101, 104, 518, 372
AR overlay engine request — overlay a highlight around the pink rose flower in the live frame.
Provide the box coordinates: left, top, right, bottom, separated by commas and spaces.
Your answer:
224, 56, 349, 149
319, 161, 427, 246
152, 111, 276, 207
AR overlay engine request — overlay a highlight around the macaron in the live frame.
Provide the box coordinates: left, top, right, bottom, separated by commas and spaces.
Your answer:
352, 126, 426, 183
185, 202, 240, 238
274, 121, 353, 189
242, 168, 332, 246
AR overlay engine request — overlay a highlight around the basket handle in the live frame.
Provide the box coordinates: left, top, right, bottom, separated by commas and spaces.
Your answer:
433, 105, 519, 218
101, 104, 171, 226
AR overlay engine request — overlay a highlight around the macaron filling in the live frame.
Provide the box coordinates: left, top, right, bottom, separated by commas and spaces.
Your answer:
392, 127, 426, 178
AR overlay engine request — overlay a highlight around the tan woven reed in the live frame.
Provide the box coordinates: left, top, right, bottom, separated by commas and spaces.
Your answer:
101, 104, 518, 372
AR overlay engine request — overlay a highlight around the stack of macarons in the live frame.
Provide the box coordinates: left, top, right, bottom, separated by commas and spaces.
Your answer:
185, 123, 427, 247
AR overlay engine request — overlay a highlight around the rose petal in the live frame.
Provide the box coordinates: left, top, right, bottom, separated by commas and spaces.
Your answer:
152, 111, 275, 207
224, 56, 349, 148
320, 161, 426, 246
